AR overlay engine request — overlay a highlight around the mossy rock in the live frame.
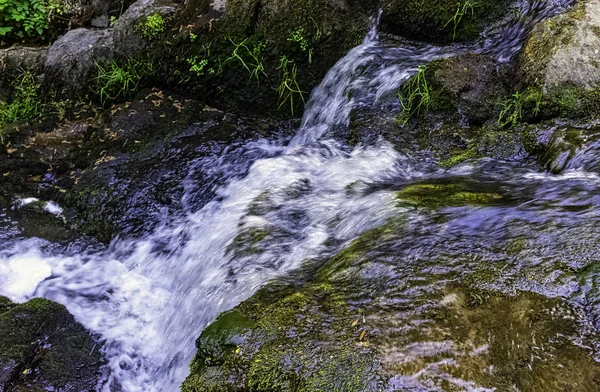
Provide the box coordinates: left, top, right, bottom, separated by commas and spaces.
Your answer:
195, 310, 256, 366
0, 298, 104, 392
182, 283, 382, 391
378, 287, 600, 390
380, 0, 513, 43
517, 1, 600, 89
396, 182, 504, 208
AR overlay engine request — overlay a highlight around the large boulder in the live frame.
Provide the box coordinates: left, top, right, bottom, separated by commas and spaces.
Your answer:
518, 0, 600, 89
0, 297, 104, 392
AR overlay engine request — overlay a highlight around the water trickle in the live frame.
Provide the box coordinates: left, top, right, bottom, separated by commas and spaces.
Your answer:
0, 1, 588, 391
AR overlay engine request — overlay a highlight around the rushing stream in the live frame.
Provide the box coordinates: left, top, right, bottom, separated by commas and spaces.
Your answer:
1, 0, 595, 391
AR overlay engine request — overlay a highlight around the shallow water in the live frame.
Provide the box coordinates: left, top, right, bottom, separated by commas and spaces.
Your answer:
0, 1, 593, 391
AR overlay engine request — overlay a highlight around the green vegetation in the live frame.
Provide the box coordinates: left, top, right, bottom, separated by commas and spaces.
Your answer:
497, 92, 523, 127
288, 27, 314, 63
277, 55, 305, 114
136, 12, 166, 40
444, 0, 478, 39
93, 59, 152, 104
187, 56, 211, 76
398, 65, 430, 125
0, 72, 42, 141
223, 37, 267, 81
0, 0, 65, 41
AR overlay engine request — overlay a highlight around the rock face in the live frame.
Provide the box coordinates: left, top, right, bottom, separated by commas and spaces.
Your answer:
518, 0, 600, 89
380, 0, 513, 43
0, 297, 104, 392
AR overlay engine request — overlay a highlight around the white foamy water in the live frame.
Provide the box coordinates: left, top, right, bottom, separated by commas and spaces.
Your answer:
0, 1, 575, 390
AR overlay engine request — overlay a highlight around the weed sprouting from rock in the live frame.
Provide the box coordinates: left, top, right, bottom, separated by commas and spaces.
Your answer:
444, 0, 478, 40
498, 92, 523, 127
93, 59, 151, 104
397, 65, 430, 125
0, 72, 42, 141
277, 55, 305, 115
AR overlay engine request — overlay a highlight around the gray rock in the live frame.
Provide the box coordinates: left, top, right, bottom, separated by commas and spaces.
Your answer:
45, 28, 113, 95
518, 0, 600, 89
44, 0, 179, 97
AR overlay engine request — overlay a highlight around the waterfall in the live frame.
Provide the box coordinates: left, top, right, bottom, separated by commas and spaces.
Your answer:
0, 1, 577, 391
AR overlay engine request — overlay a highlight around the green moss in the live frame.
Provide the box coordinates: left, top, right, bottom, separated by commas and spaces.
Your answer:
183, 277, 380, 391
518, 11, 578, 88
439, 142, 478, 167
195, 310, 256, 368
226, 227, 271, 256
396, 183, 503, 208
136, 13, 167, 40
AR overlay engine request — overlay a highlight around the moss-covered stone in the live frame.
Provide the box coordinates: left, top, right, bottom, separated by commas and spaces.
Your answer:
396, 183, 504, 208
517, 0, 600, 89
380, 0, 513, 43
0, 298, 104, 392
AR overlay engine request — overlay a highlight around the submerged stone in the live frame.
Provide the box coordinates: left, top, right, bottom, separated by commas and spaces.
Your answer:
396, 183, 504, 208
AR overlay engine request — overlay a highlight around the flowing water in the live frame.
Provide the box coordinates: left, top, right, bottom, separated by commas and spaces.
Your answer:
0, 0, 594, 391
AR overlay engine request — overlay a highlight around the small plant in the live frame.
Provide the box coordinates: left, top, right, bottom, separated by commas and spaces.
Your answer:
444, 0, 478, 40
0, 72, 42, 141
187, 56, 214, 76
397, 65, 430, 125
288, 27, 314, 64
277, 55, 305, 115
0, 0, 57, 40
189, 32, 197, 42
223, 36, 267, 81
498, 92, 523, 127
93, 59, 150, 104
526, 88, 543, 117
136, 13, 166, 40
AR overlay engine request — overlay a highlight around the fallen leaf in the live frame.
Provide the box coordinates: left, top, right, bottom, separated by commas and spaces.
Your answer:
359, 330, 367, 340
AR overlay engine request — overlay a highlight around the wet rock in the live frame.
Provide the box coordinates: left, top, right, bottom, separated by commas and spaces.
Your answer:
524, 123, 600, 173
195, 310, 256, 366
45, 28, 113, 96
0, 297, 104, 392
518, 0, 600, 89
58, 89, 279, 242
